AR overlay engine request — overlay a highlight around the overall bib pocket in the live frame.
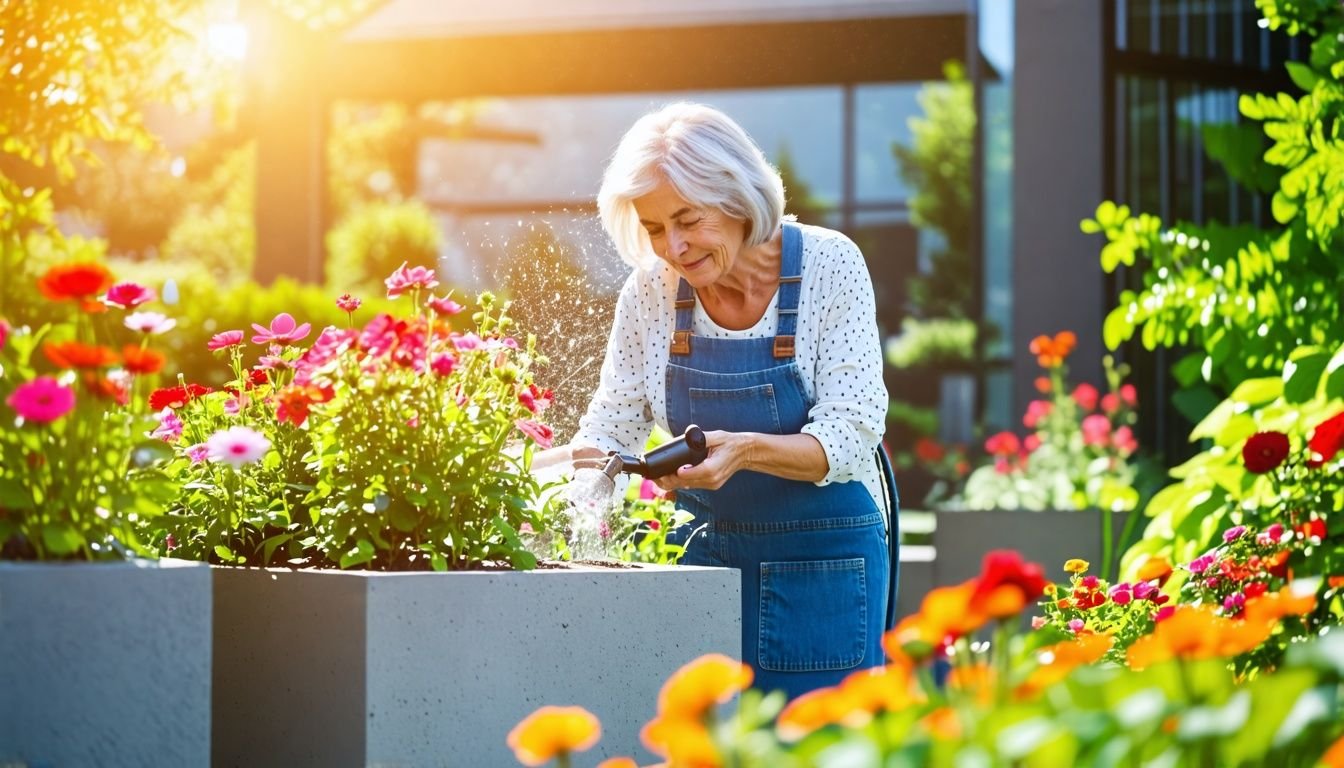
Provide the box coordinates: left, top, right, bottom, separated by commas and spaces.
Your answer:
758, 557, 867, 672
689, 384, 781, 435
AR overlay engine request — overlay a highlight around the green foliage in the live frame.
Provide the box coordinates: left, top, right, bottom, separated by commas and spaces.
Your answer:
326, 101, 416, 219
893, 60, 975, 319
158, 142, 256, 283
324, 200, 443, 294
884, 316, 977, 369
1122, 337, 1343, 587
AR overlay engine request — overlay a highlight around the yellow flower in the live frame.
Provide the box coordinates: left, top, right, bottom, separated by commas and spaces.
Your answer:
507, 705, 601, 767
1064, 558, 1090, 574
1136, 555, 1173, 584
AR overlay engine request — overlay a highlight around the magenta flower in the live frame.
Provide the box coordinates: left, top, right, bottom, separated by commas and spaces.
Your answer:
384, 262, 439, 299
427, 295, 463, 316
0, 319, 9, 350
124, 311, 176, 335
452, 332, 482, 351
1257, 523, 1285, 546
1223, 592, 1246, 615
150, 407, 184, 442
336, 293, 362, 313
103, 282, 156, 309
207, 330, 245, 351
1081, 414, 1112, 447
6, 376, 76, 422
1223, 525, 1247, 543
1153, 605, 1175, 623
206, 426, 271, 467
185, 443, 209, 463
430, 353, 456, 377
515, 418, 554, 449
1067, 619, 1085, 633
250, 313, 311, 345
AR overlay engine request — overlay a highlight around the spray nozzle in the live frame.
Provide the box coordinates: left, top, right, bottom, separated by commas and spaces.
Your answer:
604, 425, 708, 480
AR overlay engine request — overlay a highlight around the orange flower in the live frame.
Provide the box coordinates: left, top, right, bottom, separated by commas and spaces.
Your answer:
1015, 633, 1113, 699
970, 550, 1048, 620
1126, 606, 1273, 669
597, 759, 639, 768
121, 345, 165, 375
1136, 555, 1173, 585
1320, 731, 1344, 768
776, 686, 848, 742
1242, 587, 1316, 625
655, 654, 752, 722
640, 716, 720, 766
921, 706, 962, 741
884, 581, 985, 660
1028, 331, 1077, 369
43, 340, 119, 369
946, 662, 995, 706
506, 705, 601, 767
37, 261, 114, 303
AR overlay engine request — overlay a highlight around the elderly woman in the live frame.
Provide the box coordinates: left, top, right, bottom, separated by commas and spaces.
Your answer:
551, 102, 896, 699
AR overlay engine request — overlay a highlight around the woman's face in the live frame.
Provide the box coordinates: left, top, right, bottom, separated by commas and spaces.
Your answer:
633, 182, 747, 288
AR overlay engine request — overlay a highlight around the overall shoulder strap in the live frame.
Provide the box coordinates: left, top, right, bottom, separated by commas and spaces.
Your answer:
773, 223, 803, 359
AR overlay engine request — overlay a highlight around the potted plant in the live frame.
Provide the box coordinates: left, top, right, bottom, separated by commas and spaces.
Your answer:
152, 265, 740, 767
0, 263, 211, 768
934, 331, 1155, 585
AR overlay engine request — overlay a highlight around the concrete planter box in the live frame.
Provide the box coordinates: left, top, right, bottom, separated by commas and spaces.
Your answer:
213, 564, 741, 768
932, 508, 1132, 586
0, 559, 212, 767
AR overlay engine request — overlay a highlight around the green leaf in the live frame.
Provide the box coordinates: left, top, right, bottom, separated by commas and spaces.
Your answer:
1271, 190, 1299, 223
339, 538, 375, 569
1103, 307, 1134, 350
42, 524, 84, 555
1323, 343, 1344, 400
1282, 347, 1330, 403
1284, 61, 1320, 92
1228, 377, 1283, 407
0, 477, 35, 510
213, 544, 237, 561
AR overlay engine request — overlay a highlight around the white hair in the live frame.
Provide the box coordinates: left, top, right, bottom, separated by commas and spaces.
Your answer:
598, 102, 786, 270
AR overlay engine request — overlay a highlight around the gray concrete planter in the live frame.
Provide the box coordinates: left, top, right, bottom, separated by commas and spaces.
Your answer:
0, 559, 212, 767
932, 508, 1133, 586
212, 564, 741, 768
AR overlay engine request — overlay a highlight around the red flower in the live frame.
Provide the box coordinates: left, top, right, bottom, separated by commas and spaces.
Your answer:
1306, 411, 1344, 468
1242, 431, 1290, 474
914, 437, 945, 464
984, 431, 1021, 457
149, 383, 211, 410
969, 550, 1048, 618
37, 262, 114, 303
121, 345, 165, 374
43, 340, 119, 369
274, 384, 333, 426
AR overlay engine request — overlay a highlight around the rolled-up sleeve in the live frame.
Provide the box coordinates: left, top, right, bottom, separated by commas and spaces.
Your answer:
799, 237, 888, 486
572, 272, 655, 456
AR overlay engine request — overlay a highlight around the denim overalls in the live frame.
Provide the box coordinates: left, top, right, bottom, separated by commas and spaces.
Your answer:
665, 222, 892, 700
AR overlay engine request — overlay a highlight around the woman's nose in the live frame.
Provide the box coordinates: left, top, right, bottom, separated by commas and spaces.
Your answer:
665, 228, 687, 259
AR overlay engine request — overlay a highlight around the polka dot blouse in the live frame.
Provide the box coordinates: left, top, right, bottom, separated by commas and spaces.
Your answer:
573, 223, 889, 507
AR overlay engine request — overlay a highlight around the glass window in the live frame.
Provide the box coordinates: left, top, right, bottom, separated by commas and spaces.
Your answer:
854, 84, 921, 204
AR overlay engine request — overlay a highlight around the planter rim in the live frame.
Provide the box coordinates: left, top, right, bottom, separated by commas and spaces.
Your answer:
207, 562, 737, 578
0, 557, 208, 571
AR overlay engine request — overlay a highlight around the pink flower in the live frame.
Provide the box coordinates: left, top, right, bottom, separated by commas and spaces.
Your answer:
336, 293, 362, 313
430, 353, 456, 377
1110, 588, 1132, 606
1112, 425, 1138, 456
639, 479, 659, 500
186, 443, 209, 463
427, 295, 464, 316
1030, 616, 1047, 630
1022, 400, 1051, 429
0, 319, 9, 350
515, 418, 554, 449
1119, 383, 1138, 406
1257, 523, 1285, 545
207, 330, 245, 351
206, 426, 271, 467
150, 407, 184, 442
384, 262, 439, 298
451, 332, 483, 351
1153, 605, 1175, 623
1223, 592, 1246, 615
1100, 392, 1121, 415
165, 533, 177, 551
1067, 619, 1085, 633
1081, 414, 1111, 447
1023, 433, 1041, 453
6, 376, 76, 422
124, 311, 176, 335
251, 313, 311, 345
223, 397, 242, 416
1222, 525, 1247, 543
103, 282, 156, 309
1071, 383, 1099, 412
1081, 575, 1099, 589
